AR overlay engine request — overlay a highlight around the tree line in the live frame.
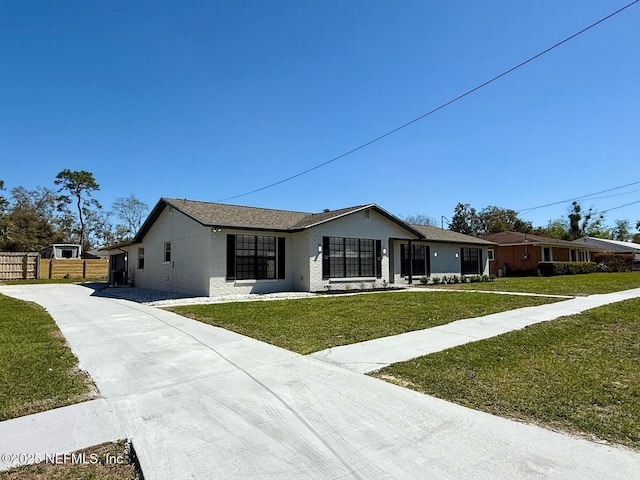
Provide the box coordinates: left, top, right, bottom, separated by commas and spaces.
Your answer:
404, 201, 640, 243
2, 171, 638, 252
0, 171, 148, 252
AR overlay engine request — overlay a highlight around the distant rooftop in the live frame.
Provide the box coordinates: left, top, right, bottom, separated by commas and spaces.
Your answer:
484, 231, 578, 247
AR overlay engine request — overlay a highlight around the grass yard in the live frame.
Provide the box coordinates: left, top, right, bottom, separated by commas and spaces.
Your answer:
0, 440, 139, 480
376, 297, 640, 449
430, 271, 640, 296
0, 294, 96, 421
168, 291, 559, 354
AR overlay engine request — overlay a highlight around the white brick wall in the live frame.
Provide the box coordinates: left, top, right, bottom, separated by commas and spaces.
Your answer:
291, 232, 311, 292
122, 204, 491, 296
306, 208, 417, 292
209, 230, 295, 296
128, 206, 212, 296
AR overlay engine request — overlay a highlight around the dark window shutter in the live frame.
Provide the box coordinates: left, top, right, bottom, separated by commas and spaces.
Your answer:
478, 249, 483, 275
226, 234, 236, 280
376, 240, 382, 278
400, 244, 406, 276
426, 246, 431, 276
277, 237, 285, 279
322, 236, 330, 279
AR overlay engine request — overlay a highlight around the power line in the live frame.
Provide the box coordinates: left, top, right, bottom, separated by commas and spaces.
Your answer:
579, 188, 640, 202
217, 0, 640, 203
599, 199, 640, 215
517, 179, 640, 214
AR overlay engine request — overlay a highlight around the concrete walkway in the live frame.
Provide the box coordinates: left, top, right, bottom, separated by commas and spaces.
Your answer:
1, 284, 640, 479
310, 287, 640, 373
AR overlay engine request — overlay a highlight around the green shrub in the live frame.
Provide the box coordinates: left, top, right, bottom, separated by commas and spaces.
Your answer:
537, 261, 596, 277
419, 276, 430, 285
432, 276, 441, 284
592, 253, 634, 272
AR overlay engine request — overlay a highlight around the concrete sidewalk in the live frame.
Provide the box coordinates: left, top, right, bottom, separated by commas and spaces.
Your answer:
310, 287, 640, 373
0, 399, 123, 470
2, 284, 640, 479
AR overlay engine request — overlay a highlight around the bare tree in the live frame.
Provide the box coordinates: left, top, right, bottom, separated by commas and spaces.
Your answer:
399, 213, 437, 226
112, 194, 148, 240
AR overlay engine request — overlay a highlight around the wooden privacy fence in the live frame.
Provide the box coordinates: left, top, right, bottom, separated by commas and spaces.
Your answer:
41, 259, 109, 280
0, 253, 109, 280
0, 252, 40, 280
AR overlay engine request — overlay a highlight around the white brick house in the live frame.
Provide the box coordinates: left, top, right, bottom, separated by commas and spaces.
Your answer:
103, 198, 493, 296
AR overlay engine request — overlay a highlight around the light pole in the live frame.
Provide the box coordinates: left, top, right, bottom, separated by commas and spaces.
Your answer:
441, 216, 450, 229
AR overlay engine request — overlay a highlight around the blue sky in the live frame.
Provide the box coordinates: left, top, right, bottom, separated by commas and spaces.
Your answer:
1, 1, 639, 230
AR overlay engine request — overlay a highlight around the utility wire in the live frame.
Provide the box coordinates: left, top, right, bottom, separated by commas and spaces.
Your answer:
577, 188, 640, 202
217, 0, 640, 203
518, 179, 640, 214
598, 199, 640, 215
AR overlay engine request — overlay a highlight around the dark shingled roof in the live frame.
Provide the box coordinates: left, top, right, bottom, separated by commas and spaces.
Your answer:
132, 198, 424, 241
410, 225, 496, 245
291, 205, 372, 229
484, 231, 578, 247
164, 198, 312, 230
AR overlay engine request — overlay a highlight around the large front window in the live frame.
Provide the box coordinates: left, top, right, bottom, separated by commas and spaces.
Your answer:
235, 235, 276, 280
461, 247, 482, 275
226, 234, 285, 280
323, 236, 381, 278
401, 244, 428, 276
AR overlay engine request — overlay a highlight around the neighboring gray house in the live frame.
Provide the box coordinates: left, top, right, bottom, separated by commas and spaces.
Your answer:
102, 198, 492, 296
573, 236, 640, 264
40, 244, 82, 259
394, 225, 494, 284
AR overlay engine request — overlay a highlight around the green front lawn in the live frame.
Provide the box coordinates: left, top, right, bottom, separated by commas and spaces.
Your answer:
168, 291, 559, 354
431, 271, 640, 296
376, 298, 640, 449
0, 294, 96, 421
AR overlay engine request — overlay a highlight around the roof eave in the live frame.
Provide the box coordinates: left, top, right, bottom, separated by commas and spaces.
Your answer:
300, 204, 424, 239
98, 240, 139, 251
426, 239, 497, 246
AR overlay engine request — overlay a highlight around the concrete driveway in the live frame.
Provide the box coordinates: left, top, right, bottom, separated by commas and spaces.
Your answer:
1, 284, 639, 479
